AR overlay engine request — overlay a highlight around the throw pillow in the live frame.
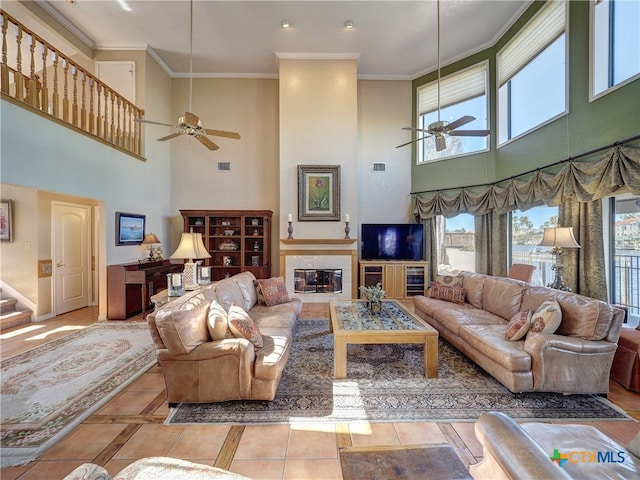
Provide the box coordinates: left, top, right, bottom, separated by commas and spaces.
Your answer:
436, 274, 464, 288
255, 277, 291, 307
528, 299, 562, 336
207, 299, 230, 341
227, 304, 263, 350
505, 310, 532, 341
429, 282, 466, 305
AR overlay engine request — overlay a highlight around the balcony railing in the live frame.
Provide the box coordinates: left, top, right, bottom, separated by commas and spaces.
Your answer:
1, 10, 144, 159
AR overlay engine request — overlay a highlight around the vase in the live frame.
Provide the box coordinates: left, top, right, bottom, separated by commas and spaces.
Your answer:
369, 300, 382, 313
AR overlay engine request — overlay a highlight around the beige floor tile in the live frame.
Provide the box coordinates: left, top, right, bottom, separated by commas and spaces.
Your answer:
97, 390, 162, 415
40, 424, 128, 460
394, 422, 448, 445
595, 420, 640, 445
451, 422, 483, 457
350, 422, 400, 447
235, 424, 290, 460
287, 428, 338, 459
230, 459, 285, 480
103, 458, 136, 475
112, 424, 184, 459
7, 460, 86, 479
284, 458, 343, 480
0, 464, 32, 480
168, 425, 231, 459
125, 371, 166, 392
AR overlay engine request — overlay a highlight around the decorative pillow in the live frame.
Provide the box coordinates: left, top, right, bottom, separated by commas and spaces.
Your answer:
436, 274, 464, 288
429, 282, 466, 305
505, 310, 532, 341
155, 301, 210, 354
528, 299, 562, 336
227, 304, 263, 350
255, 277, 291, 307
207, 299, 230, 340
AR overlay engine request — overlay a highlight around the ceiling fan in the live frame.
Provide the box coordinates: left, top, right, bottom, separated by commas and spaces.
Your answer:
397, 0, 489, 152
134, 0, 240, 151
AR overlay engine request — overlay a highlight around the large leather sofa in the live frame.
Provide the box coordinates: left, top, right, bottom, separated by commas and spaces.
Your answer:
470, 411, 640, 479
147, 271, 301, 404
413, 272, 625, 394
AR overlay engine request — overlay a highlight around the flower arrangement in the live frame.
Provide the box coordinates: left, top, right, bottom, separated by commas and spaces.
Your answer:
359, 282, 386, 302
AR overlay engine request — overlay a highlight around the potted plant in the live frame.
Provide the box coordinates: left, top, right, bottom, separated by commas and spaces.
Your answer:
359, 282, 386, 313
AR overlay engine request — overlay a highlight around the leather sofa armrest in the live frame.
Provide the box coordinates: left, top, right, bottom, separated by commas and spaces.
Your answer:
523, 333, 618, 356
156, 337, 255, 363
471, 412, 572, 480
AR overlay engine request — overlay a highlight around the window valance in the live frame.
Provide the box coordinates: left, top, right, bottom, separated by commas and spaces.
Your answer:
412, 146, 640, 220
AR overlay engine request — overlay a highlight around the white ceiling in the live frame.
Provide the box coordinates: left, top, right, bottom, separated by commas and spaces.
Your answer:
38, 0, 532, 79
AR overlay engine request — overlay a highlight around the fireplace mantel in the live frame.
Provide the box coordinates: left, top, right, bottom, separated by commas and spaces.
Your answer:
280, 238, 356, 245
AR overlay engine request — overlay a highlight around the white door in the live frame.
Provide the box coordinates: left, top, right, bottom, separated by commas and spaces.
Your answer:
53, 202, 91, 315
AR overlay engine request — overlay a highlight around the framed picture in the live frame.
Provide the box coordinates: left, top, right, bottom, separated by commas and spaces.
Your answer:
116, 212, 145, 246
0, 199, 13, 242
297, 165, 341, 221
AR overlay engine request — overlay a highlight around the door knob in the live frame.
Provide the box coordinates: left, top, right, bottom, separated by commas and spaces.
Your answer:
56, 262, 66, 267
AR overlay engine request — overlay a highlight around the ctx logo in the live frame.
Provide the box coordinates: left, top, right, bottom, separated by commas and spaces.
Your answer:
550, 449, 626, 467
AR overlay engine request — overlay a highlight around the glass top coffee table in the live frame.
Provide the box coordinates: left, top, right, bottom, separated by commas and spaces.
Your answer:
329, 300, 439, 379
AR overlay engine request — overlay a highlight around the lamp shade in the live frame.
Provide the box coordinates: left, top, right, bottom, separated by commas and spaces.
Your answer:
538, 227, 581, 248
142, 233, 161, 245
170, 232, 211, 260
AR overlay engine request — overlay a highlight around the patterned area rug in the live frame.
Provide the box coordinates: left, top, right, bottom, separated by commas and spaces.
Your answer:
1, 322, 156, 467
168, 319, 629, 425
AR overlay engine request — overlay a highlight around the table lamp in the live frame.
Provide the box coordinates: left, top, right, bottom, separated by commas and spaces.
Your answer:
170, 229, 211, 290
141, 233, 161, 261
538, 226, 581, 291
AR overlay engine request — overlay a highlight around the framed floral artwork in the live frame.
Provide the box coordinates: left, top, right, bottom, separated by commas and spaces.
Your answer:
297, 165, 341, 221
0, 199, 13, 242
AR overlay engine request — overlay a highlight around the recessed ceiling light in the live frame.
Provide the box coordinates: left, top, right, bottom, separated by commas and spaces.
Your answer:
281, 20, 291, 28
65, 0, 77, 4
344, 20, 354, 29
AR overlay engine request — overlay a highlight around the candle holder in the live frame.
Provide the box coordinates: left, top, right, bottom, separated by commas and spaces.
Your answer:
344, 221, 351, 239
287, 221, 294, 239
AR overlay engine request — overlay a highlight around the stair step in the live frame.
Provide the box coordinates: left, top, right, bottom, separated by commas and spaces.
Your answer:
0, 309, 33, 330
0, 298, 18, 314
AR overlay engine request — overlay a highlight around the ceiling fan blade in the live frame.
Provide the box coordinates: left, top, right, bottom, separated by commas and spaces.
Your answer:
135, 118, 177, 128
450, 129, 491, 137
204, 129, 241, 139
196, 135, 220, 151
435, 135, 447, 151
396, 136, 430, 148
157, 132, 184, 141
401, 127, 430, 133
184, 111, 199, 126
446, 115, 475, 131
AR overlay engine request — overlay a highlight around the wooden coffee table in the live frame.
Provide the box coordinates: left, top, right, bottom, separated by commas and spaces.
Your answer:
329, 300, 439, 379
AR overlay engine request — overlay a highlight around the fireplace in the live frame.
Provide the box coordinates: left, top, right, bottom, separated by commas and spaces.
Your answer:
294, 269, 343, 294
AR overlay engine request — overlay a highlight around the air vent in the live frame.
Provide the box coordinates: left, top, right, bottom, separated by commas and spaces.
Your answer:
217, 162, 231, 171
372, 162, 386, 172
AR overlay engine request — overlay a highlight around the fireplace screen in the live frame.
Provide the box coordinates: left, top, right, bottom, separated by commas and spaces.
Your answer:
294, 269, 343, 293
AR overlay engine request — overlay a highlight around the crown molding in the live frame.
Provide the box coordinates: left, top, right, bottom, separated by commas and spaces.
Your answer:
275, 52, 361, 63
34, 0, 95, 50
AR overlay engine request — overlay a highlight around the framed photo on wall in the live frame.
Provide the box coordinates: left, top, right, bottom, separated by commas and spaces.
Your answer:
116, 212, 145, 246
297, 165, 341, 221
0, 199, 13, 242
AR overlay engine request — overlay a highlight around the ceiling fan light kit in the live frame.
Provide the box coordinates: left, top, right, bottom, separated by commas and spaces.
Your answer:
134, 0, 240, 152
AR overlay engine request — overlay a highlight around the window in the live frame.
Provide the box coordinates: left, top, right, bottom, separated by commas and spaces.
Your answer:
417, 62, 488, 163
509, 206, 559, 287
497, 0, 567, 144
592, 0, 640, 97
437, 214, 476, 272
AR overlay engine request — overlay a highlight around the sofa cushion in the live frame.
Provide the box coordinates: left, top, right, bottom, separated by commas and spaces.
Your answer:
528, 299, 562, 336
255, 277, 291, 307
234, 271, 258, 311
155, 294, 211, 354
207, 299, 230, 341
505, 310, 532, 341
436, 274, 464, 288
227, 305, 263, 350
482, 276, 526, 321
214, 279, 247, 312
429, 282, 466, 304
462, 272, 487, 309
254, 327, 291, 380
459, 324, 532, 372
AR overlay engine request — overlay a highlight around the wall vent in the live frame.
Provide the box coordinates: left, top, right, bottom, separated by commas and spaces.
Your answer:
217, 162, 231, 171
372, 162, 386, 172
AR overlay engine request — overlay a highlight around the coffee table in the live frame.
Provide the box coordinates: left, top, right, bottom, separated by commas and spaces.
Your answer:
329, 300, 438, 379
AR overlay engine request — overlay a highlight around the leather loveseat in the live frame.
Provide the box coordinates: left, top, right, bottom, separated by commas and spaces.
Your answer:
147, 271, 301, 404
413, 272, 625, 394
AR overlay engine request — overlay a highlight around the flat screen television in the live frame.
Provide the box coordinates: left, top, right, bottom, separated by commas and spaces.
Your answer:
361, 224, 425, 261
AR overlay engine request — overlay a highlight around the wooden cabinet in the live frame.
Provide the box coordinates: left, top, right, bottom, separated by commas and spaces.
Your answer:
359, 261, 429, 299
180, 209, 272, 281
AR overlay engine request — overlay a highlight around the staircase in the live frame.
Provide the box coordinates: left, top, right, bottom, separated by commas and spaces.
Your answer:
0, 291, 33, 330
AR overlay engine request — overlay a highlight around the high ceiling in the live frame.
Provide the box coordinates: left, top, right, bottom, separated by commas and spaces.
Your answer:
37, 0, 531, 79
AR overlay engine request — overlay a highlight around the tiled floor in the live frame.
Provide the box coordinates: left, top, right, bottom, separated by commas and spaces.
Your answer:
1, 303, 639, 479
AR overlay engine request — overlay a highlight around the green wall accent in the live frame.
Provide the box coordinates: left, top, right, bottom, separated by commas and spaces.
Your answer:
411, 0, 640, 196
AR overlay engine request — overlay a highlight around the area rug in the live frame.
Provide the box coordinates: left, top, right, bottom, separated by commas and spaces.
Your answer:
0, 322, 156, 467
340, 444, 471, 480
167, 319, 629, 425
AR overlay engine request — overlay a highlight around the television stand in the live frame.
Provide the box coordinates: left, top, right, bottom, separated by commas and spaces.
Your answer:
359, 260, 429, 300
